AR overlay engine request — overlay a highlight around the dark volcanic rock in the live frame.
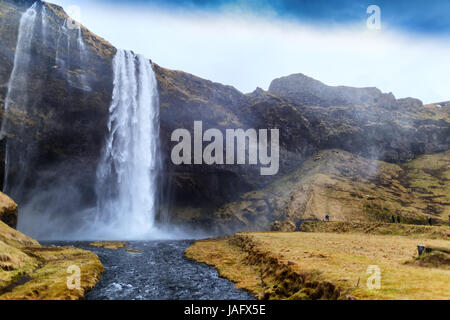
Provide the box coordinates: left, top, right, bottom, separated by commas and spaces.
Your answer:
0, 0, 115, 211
268, 73, 398, 108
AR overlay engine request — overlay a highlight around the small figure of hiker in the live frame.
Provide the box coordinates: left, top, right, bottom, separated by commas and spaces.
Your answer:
325, 214, 330, 222
396, 215, 401, 224
428, 216, 433, 226
391, 215, 396, 223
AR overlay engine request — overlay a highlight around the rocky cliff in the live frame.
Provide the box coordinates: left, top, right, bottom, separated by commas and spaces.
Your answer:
0, 0, 115, 214
0, 0, 448, 234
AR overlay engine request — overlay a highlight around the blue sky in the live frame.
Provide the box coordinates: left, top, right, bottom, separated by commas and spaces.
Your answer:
98, 0, 450, 35
51, 0, 450, 103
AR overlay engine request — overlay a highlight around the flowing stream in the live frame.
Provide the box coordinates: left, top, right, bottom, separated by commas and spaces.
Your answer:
45, 240, 254, 300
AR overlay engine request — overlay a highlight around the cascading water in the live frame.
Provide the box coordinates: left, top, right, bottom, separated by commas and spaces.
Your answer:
54, 19, 90, 92
95, 49, 161, 238
2, 4, 171, 240
40, 5, 48, 46
76, 27, 90, 91
1, 3, 99, 239
0, 3, 38, 193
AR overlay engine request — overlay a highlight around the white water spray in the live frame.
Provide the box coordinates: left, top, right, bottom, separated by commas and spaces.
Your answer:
95, 49, 161, 238
76, 27, 90, 91
1, 3, 38, 192
54, 18, 90, 91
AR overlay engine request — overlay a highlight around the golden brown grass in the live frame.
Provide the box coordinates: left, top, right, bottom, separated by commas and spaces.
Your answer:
300, 221, 450, 240
0, 246, 104, 300
186, 237, 266, 297
89, 241, 127, 250
0, 191, 18, 228
419, 104, 450, 122
186, 232, 450, 300
0, 219, 38, 248
0, 220, 104, 300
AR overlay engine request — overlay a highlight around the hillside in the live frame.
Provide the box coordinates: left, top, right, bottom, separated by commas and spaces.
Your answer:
204, 149, 450, 233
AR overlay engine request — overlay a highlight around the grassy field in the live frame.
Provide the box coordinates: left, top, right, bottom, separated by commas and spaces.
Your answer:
0, 219, 104, 300
299, 221, 450, 240
186, 231, 450, 300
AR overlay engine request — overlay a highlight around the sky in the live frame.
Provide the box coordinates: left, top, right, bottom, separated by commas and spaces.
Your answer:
50, 0, 450, 103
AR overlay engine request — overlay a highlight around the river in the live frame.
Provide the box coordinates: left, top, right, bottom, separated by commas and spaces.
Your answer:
44, 240, 254, 300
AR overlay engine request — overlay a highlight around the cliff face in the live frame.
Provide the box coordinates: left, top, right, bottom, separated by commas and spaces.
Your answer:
0, 0, 448, 233
0, 0, 115, 212
155, 65, 449, 227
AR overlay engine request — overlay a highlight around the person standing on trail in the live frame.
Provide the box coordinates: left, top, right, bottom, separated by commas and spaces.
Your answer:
325, 214, 330, 222
391, 215, 396, 223
428, 217, 433, 226
397, 215, 401, 223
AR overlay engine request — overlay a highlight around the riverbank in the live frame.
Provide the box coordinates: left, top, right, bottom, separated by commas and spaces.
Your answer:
50, 240, 254, 300
185, 224, 450, 300
0, 218, 104, 300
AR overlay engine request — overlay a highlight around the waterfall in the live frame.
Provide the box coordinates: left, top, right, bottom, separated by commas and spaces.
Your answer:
76, 27, 90, 91
54, 18, 90, 92
40, 5, 48, 46
1, 3, 98, 239
0, 3, 38, 192
95, 49, 161, 237
2, 4, 165, 239
55, 21, 68, 71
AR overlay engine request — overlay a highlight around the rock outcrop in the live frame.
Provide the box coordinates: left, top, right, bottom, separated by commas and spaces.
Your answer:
268, 73, 402, 108
0, 192, 17, 228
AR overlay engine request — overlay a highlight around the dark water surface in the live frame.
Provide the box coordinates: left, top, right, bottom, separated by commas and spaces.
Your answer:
44, 240, 254, 300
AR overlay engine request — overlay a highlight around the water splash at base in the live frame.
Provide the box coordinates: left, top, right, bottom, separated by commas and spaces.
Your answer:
94, 49, 161, 238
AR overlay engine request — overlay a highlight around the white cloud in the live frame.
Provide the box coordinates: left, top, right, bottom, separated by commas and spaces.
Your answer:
52, 0, 450, 103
